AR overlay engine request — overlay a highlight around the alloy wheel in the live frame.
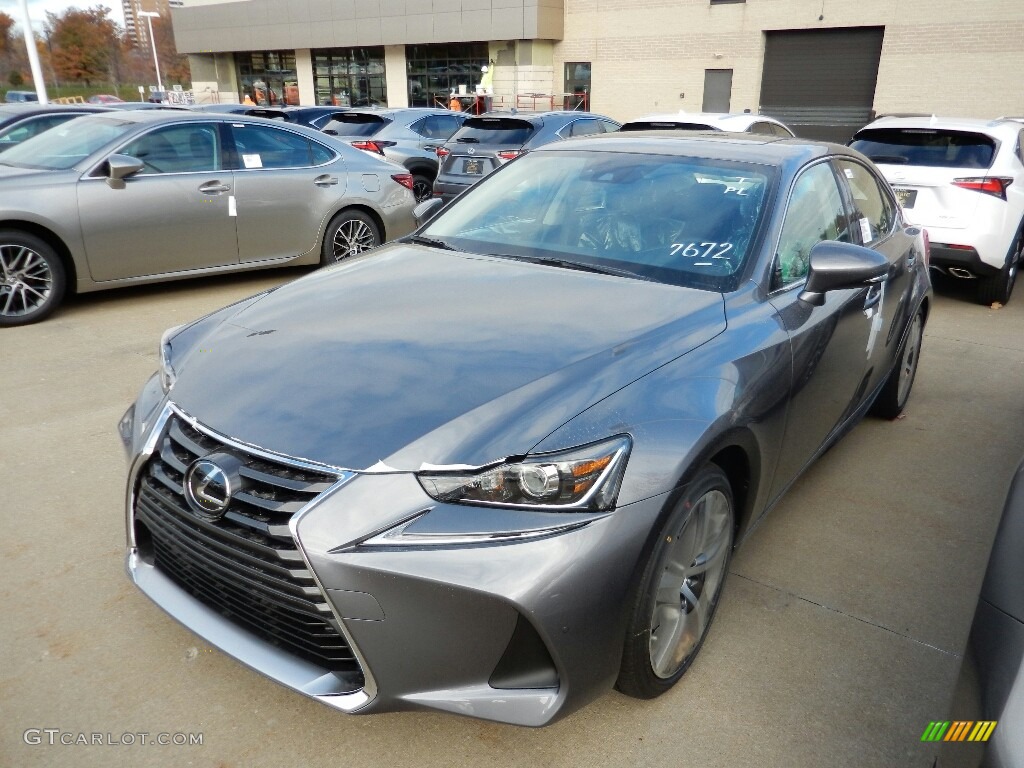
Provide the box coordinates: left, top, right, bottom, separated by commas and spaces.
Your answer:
897, 313, 923, 406
330, 219, 377, 262
0, 244, 53, 320
649, 488, 732, 678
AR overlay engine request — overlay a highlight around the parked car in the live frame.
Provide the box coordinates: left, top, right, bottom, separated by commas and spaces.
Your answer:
88, 94, 125, 104
0, 111, 416, 326
0, 103, 111, 152
936, 457, 1024, 768
433, 110, 620, 203
849, 116, 1024, 305
322, 107, 470, 202
120, 132, 931, 726
620, 111, 796, 137
3, 90, 39, 103
194, 104, 345, 130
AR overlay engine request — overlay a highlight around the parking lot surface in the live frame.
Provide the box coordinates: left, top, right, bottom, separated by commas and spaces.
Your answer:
2, 269, 1022, 767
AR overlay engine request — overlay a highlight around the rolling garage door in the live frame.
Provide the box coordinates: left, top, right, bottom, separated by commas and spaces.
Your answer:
760, 27, 884, 143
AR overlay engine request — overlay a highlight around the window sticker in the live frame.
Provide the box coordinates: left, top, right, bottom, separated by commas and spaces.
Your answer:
671, 242, 734, 260
844, 167, 855, 179
859, 217, 873, 243
242, 153, 263, 169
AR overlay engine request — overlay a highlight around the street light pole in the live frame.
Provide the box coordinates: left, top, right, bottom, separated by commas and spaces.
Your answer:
16, 0, 48, 104
138, 11, 163, 94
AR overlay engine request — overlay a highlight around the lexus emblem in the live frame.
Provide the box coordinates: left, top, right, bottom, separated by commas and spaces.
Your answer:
185, 458, 233, 517
466, 147, 475, 155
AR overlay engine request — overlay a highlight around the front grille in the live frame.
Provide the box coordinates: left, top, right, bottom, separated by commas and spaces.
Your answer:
133, 411, 362, 679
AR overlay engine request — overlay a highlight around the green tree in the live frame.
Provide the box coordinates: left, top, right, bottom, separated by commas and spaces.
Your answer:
45, 6, 119, 86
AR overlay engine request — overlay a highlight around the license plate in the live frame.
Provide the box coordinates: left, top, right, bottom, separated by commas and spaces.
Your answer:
893, 187, 917, 209
463, 159, 482, 175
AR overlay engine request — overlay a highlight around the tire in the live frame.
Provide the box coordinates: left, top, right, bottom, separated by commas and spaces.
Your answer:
412, 173, 433, 204
976, 219, 1023, 306
320, 210, 381, 266
0, 230, 66, 327
616, 464, 734, 699
872, 309, 924, 419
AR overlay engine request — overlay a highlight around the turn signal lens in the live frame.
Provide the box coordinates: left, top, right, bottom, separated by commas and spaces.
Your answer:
497, 150, 521, 161
436, 147, 451, 158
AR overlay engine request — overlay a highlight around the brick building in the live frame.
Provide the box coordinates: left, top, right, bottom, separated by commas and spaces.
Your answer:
170, 0, 1024, 140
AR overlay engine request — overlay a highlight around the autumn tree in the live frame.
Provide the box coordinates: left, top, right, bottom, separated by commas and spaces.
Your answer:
45, 6, 119, 86
150, 15, 190, 85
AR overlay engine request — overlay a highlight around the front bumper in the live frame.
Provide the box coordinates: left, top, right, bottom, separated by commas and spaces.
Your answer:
122, 400, 664, 726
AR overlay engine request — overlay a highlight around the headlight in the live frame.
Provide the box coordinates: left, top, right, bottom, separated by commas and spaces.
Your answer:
158, 325, 182, 393
417, 436, 630, 511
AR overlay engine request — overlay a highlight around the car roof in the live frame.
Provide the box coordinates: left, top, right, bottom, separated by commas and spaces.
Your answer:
473, 110, 608, 123
857, 115, 1023, 140
539, 130, 841, 166
625, 112, 783, 129
0, 103, 111, 117
338, 107, 452, 118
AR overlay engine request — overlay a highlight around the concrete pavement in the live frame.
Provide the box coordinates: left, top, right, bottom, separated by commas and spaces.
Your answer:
1, 268, 1022, 767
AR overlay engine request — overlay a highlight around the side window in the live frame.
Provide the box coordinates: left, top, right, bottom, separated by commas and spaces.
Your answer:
432, 114, 461, 139
600, 120, 621, 133
771, 122, 794, 138
748, 121, 775, 135
775, 162, 850, 288
409, 117, 429, 137
228, 123, 313, 169
567, 119, 604, 138
310, 141, 336, 165
120, 123, 221, 175
836, 159, 897, 244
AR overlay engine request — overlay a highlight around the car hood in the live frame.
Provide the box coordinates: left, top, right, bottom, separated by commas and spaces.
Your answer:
0, 164, 74, 184
168, 244, 726, 470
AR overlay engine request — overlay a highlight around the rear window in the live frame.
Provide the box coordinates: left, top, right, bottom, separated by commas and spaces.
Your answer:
849, 128, 996, 169
451, 118, 535, 146
621, 121, 718, 132
322, 114, 391, 137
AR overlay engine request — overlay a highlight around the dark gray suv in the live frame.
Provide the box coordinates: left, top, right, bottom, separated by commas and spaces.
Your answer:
322, 108, 469, 202
432, 111, 620, 203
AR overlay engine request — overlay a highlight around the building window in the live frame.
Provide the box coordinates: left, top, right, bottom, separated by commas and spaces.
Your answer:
406, 43, 489, 108
564, 62, 591, 110
236, 51, 298, 106
312, 48, 387, 108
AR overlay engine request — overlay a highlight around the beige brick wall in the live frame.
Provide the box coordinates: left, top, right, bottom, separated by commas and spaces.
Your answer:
554, 0, 1024, 123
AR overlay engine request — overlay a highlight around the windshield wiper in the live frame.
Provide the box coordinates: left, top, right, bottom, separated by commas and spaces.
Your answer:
511, 254, 655, 282
405, 234, 460, 251
456, 137, 480, 143
867, 155, 910, 164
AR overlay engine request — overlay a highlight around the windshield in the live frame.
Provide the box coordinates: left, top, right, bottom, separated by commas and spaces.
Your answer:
849, 128, 996, 169
0, 115, 135, 169
422, 150, 772, 291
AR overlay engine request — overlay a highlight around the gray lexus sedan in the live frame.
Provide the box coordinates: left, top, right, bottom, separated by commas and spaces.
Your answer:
120, 132, 932, 726
0, 111, 416, 326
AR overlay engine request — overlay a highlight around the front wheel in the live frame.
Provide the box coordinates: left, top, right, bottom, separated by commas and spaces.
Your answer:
0, 230, 66, 327
616, 464, 734, 699
320, 210, 381, 266
872, 309, 924, 419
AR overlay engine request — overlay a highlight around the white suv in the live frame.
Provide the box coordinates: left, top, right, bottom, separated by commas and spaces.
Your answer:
620, 111, 795, 137
850, 116, 1024, 305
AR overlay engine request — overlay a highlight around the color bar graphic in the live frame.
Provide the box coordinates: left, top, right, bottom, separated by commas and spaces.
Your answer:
921, 721, 997, 742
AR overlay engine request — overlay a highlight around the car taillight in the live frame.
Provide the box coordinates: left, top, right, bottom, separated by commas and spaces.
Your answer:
952, 176, 1012, 200
351, 140, 394, 155
497, 150, 521, 161
391, 174, 415, 191
436, 147, 451, 158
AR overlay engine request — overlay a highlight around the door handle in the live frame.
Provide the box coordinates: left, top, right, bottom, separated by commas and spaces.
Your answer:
198, 181, 231, 194
314, 175, 339, 187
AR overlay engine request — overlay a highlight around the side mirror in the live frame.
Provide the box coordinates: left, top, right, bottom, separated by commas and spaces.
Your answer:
413, 197, 444, 226
106, 154, 144, 189
798, 240, 889, 306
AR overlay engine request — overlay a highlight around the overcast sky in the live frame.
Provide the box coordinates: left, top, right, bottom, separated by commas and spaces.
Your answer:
0, 1, 126, 31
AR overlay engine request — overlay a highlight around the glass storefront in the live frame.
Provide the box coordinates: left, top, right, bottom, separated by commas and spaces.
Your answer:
236, 51, 299, 106
406, 43, 489, 108
312, 48, 387, 107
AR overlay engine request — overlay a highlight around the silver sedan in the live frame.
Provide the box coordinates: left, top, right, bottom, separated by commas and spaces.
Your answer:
0, 111, 417, 326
